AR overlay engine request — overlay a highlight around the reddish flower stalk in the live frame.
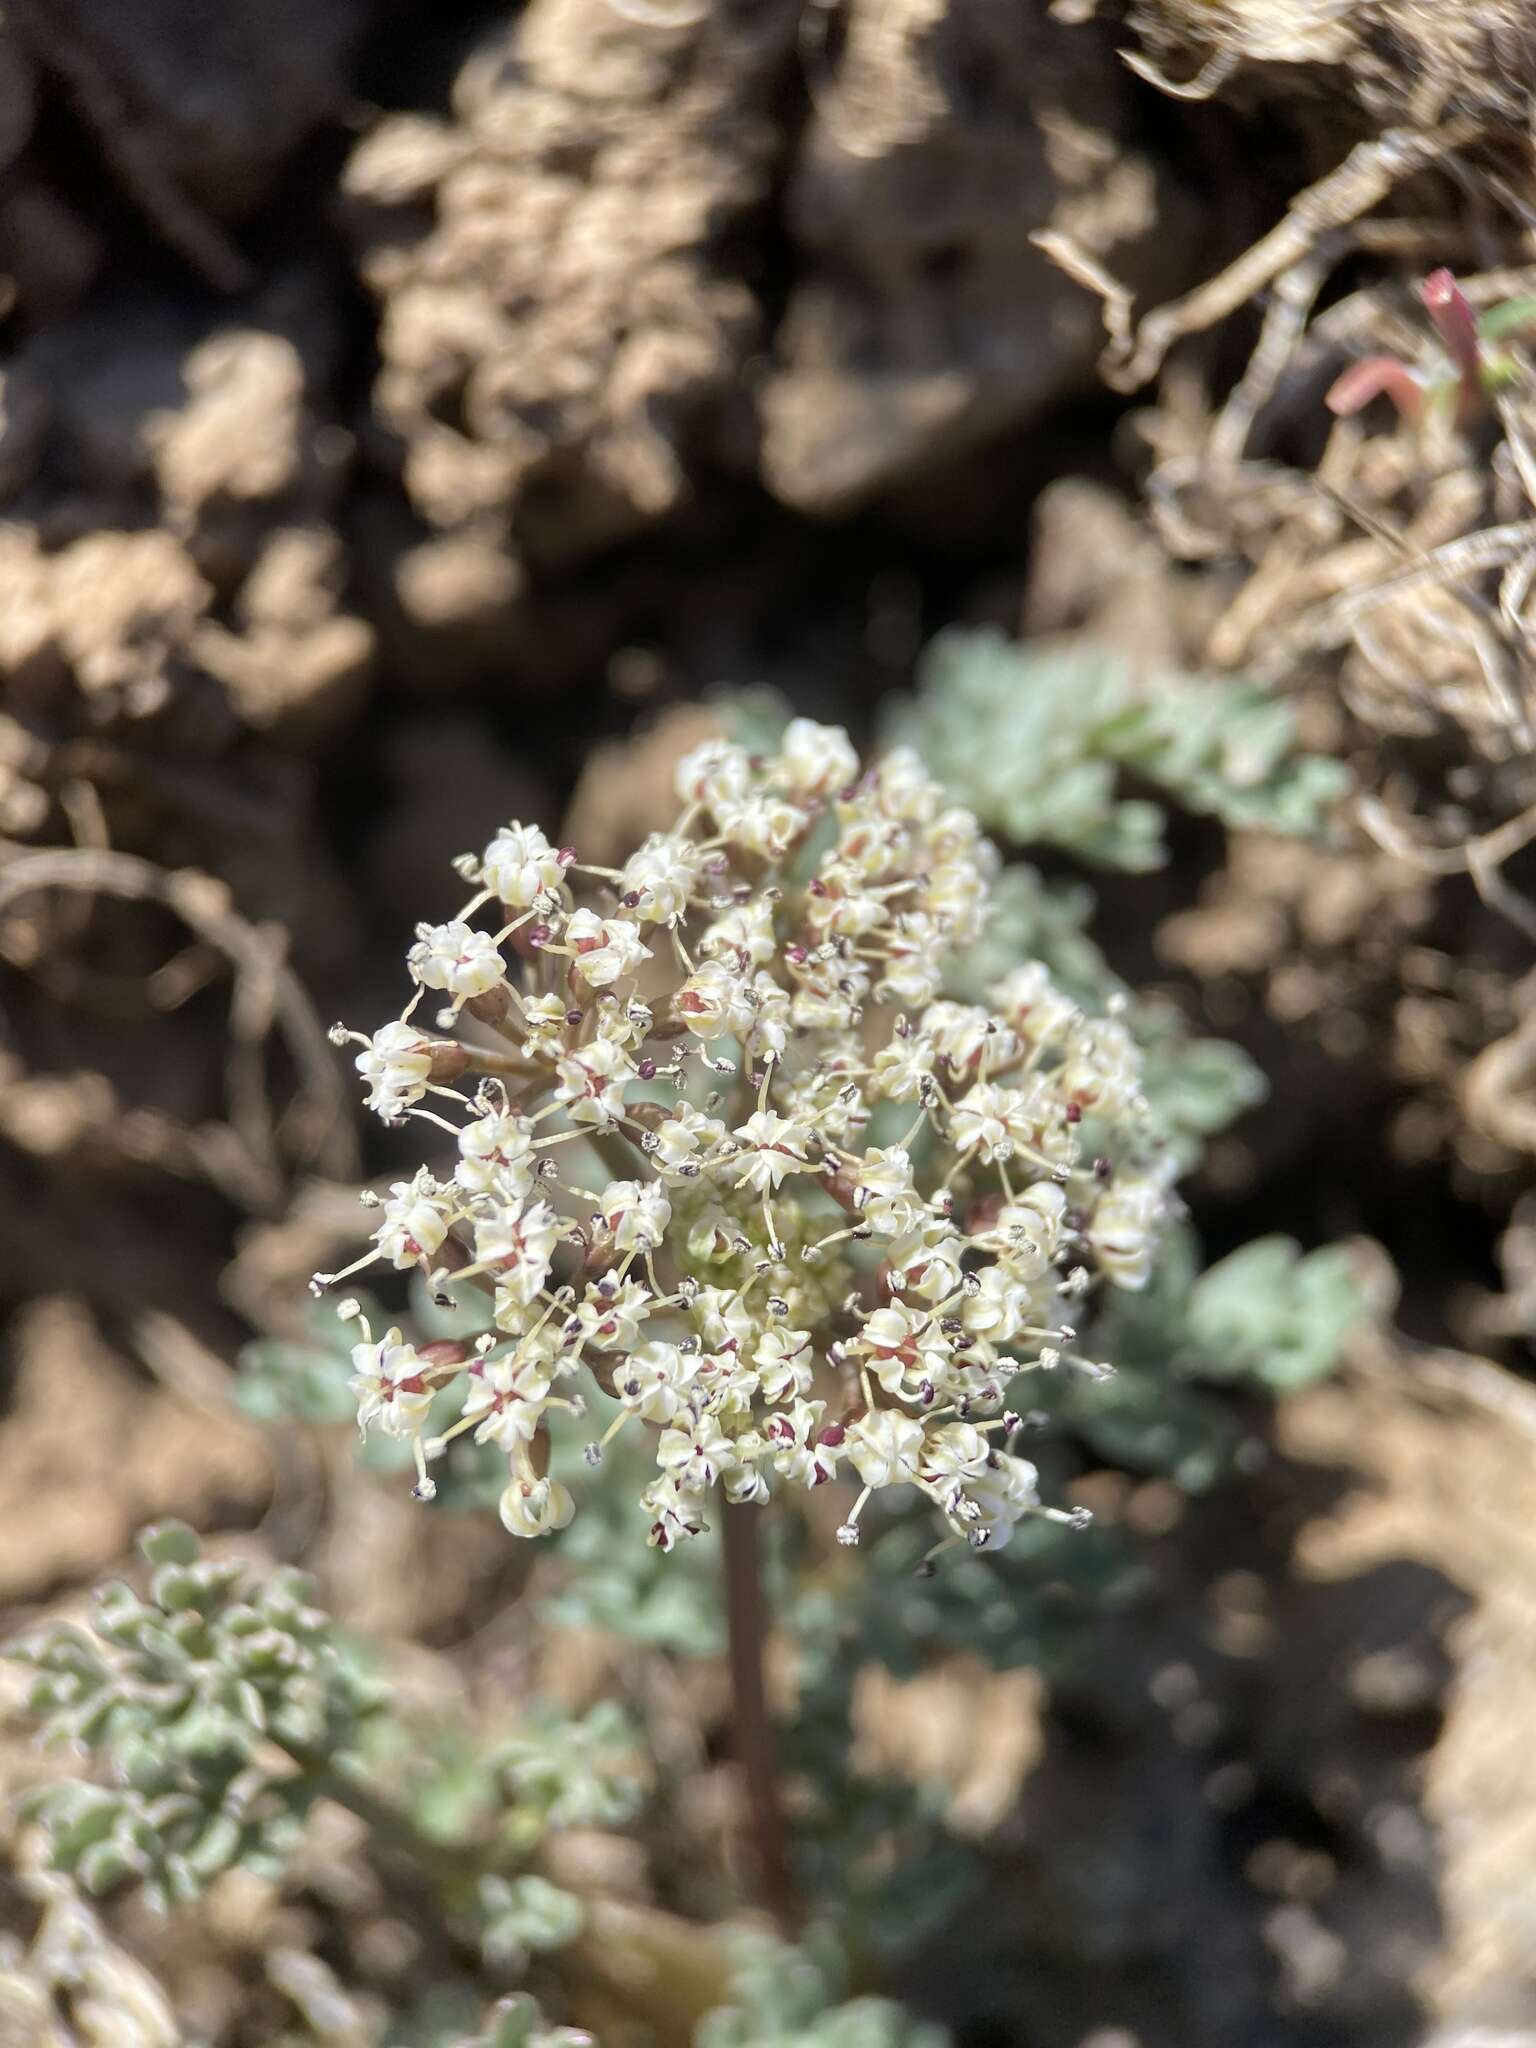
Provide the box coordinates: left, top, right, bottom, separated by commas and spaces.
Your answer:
1326, 268, 1496, 427
721, 1493, 799, 1931
1422, 267, 1482, 407
1325, 355, 1424, 423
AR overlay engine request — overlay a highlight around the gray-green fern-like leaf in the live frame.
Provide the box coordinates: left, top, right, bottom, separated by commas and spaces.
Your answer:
10, 1523, 383, 1908
1179, 1236, 1365, 1392
886, 629, 1347, 868
695, 1932, 950, 2048
451, 1995, 594, 2048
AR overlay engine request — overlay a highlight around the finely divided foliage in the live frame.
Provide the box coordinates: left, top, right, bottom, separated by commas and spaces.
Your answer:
11, 1523, 381, 1911
318, 721, 1172, 1558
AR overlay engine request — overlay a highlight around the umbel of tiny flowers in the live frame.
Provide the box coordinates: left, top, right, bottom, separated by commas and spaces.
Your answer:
316, 719, 1175, 1561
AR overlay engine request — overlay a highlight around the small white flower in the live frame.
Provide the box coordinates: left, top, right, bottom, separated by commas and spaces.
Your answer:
923, 1001, 1013, 1074
947, 1082, 1011, 1160
925, 855, 993, 940
461, 1353, 552, 1448
920, 1421, 990, 1488
852, 1145, 925, 1236
615, 1341, 696, 1423
576, 1276, 653, 1350
1088, 1178, 1165, 1290
685, 1201, 741, 1265
692, 1284, 756, 1354
456, 1110, 536, 1197
699, 896, 778, 967
656, 1412, 736, 1491
858, 1302, 950, 1402
354, 1019, 438, 1120
870, 1033, 936, 1103
651, 1104, 727, 1178
478, 1199, 561, 1308
349, 1328, 435, 1438
845, 1408, 925, 1489
791, 982, 863, 1033
867, 746, 941, 825
974, 1184, 1067, 1280
948, 1452, 1039, 1549
695, 1346, 760, 1415
990, 962, 1080, 1048
675, 957, 757, 1040
725, 1464, 770, 1505
961, 1264, 1029, 1344
754, 1326, 814, 1402
1059, 1016, 1142, 1121
481, 822, 565, 909
619, 833, 699, 924
498, 1469, 575, 1537
675, 739, 752, 810
565, 909, 648, 989
599, 1179, 672, 1253
773, 717, 858, 799
884, 1228, 964, 1303
520, 991, 570, 1058
732, 1109, 814, 1192
640, 1475, 707, 1550
805, 864, 888, 942
721, 793, 809, 863
408, 920, 507, 999
745, 975, 792, 1060
597, 996, 653, 1048
555, 1038, 633, 1126
781, 1059, 868, 1146
876, 942, 944, 1009
765, 1399, 839, 1487
374, 1168, 452, 1269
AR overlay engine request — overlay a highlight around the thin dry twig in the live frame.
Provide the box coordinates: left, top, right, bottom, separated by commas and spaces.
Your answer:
1030, 229, 1134, 359
1287, 519, 1536, 652
1104, 118, 1482, 391
0, 845, 357, 1201
1358, 794, 1536, 941
1119, 43, 1235, 102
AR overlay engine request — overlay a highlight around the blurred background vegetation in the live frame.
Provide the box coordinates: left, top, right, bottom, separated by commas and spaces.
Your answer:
6, 2, 1536, 2043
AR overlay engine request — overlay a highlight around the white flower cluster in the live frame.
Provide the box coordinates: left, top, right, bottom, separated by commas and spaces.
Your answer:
318, 721, 1173, 1557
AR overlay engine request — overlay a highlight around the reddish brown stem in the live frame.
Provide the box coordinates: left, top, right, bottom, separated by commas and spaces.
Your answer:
1423, 268, 1481, 387
719, 1495, 799, 1931
1325, 355, 1424, 423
